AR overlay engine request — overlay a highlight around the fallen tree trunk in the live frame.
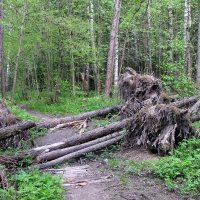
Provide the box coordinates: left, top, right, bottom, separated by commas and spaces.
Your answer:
35, 132, 124, 163
188, 100, 200, 113
35, 135, 123, 169
36, 105, 121, 129
171, 96, 199, 108
34, 117, 132, 152
0, 121, 35, 140
0, 148, 48, 167
191, 115, 200, 122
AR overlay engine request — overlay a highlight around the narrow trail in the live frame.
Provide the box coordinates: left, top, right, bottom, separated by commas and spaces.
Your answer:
24, 107, 191, 200
23, 107, 112, 200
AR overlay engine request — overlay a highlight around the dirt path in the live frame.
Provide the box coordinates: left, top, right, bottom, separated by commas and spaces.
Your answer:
24, 108, 196, 200
24, 107, 112, 200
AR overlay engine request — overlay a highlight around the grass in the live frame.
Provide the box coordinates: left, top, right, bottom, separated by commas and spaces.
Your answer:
6, 101, 39, 122
0, 169, 65, 200
15, 91, 120, 116
106, 138, 200, 197
152, 137, 200, 196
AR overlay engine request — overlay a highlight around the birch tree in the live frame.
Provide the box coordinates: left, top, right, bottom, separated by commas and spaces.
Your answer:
184, 0, 192, 78
0, 0, 5, 100
196, 8, 200, 86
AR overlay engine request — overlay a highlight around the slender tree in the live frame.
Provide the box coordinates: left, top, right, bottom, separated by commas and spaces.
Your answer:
0, 0, 5, 100
196, 8, 200, 86
105, 0, 121, 97
184, 0, 192, 77
11, 0, 27, 101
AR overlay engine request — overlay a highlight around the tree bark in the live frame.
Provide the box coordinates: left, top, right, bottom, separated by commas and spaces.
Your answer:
188, 100, 200, 113
171, 96, 198, 108
0, 0, 5, 100
184, 0, 192, 77
196, 7, 200, 86
105, 0, 121, 97
37, 105, 121, 129
0, 121, 35, 140
35, 135, 123, 169
168, 6, 174, 62
11, 0, 27, 101
36, 132, 123, 163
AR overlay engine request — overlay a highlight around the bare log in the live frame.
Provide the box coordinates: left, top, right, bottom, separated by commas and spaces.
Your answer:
191, 115, 200, 122
188, 100, 200, 113
36, 132, 123, 163
0, 121, 35, 140
36, 105, 121, 129
35, 135, 123, 169
35, 117, 132, 152
172, 96, 199, 108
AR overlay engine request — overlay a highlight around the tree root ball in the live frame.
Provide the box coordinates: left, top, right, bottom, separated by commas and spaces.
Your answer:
123, 104, 195, 155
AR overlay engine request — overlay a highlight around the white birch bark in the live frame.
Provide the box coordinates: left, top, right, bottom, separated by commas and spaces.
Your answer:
184, 0, 192, 78
196, 8, 200, 86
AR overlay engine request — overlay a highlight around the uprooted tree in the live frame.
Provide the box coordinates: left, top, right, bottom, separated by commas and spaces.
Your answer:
0, 68, 200, 170
119, 68, 198, 154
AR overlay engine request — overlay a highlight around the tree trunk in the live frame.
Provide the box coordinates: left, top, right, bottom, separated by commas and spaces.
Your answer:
0, 121, 35, 140
11, 0, 27, 101
37, 105, 121, 129
89, 0, 101, 94
168, 6, 174, 62
196, 7, 200, 86
35, 135, 123, 169
147, 0, 152, 73
184, 0, 192, 77
171, 95, 198, 108
0, 0, 5, 100
36, 132, 123, 163
105, 0, 121, 97
114, 31, 119, 94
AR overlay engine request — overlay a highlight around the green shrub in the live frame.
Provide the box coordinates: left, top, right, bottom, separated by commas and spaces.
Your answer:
153, 137, 200, 196
0, 170, 64, 200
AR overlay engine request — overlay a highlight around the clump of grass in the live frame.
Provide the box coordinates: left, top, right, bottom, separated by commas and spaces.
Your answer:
0, 169, 65, 200
152, 137, 200, 196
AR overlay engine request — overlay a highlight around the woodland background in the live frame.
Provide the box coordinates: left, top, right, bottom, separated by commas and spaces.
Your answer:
0, 0, 200, 102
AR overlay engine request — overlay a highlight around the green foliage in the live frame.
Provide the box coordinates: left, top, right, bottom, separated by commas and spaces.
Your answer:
17, 92, 120, 115
0, 170, 65, 200
153, 138, 200, 196
160, 64, 197, 97
6, 101, 39, 122
28, 128, 48, 139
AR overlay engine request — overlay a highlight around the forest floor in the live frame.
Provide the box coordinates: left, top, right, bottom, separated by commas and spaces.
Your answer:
24, 108, 197, 200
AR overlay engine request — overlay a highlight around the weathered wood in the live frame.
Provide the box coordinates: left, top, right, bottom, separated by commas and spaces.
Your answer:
36, 132, 123, 163
36, 105, 121, 129
0, 121, 35, 140
35, 135, 123, 169
35, 117, 132, 152
171, 96, 198, 108
188, 100, 200, 113
191, 115, 200, 122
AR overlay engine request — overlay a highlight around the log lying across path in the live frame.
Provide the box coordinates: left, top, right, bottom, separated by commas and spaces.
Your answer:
0, 121, 35, 140
35, 134, 123, 169
36, 105, 122, 129
36, 132, 123, 163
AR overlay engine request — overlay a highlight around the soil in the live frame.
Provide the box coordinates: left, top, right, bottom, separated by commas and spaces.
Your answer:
24, 108, 199, 200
